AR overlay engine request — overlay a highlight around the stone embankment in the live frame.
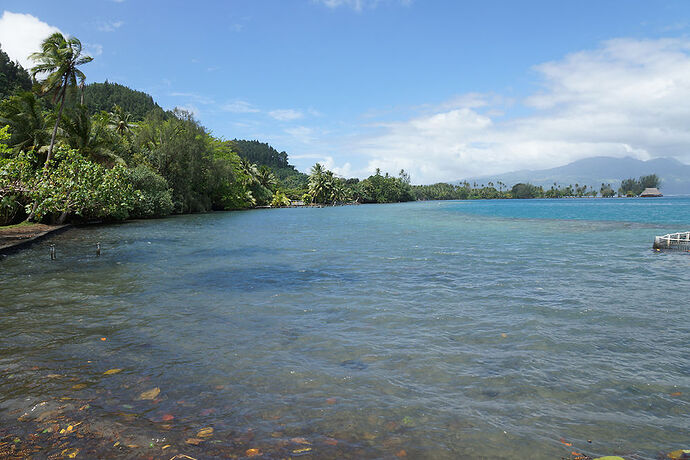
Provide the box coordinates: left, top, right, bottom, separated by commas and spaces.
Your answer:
0, 224, 71, 256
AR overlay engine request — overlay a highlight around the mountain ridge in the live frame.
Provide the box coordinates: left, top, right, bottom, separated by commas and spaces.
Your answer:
460, 156, 690, 195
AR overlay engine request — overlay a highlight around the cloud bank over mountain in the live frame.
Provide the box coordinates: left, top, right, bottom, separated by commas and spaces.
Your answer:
349, 38, 690, 184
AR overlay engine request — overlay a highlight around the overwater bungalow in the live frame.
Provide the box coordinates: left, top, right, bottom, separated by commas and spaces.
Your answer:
640, 187, 662, 197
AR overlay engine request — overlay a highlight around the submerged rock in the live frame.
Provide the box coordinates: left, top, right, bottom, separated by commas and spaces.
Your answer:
340, 360, 368, 371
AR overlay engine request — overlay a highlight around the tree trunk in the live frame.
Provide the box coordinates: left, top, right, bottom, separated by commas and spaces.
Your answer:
27, 82, 68, 222
57, 210, 69, 224
46, 82, 68, 168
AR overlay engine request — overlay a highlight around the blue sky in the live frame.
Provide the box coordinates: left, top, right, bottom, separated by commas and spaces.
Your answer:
2, 1, 690, 183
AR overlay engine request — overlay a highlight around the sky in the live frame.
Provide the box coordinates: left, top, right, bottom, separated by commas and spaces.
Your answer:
2, 1, 690, 184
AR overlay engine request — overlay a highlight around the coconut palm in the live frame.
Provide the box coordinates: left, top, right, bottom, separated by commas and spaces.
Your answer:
30, 32, 93, 167
310, 162, 325, 178
238, 157, 259, 185
109, 104, 136, 136
59, 105, 123, 165
308, 163, 342, 204
329, 177, 348, 204
256, 166, 278, 191
0, 92, 50, 153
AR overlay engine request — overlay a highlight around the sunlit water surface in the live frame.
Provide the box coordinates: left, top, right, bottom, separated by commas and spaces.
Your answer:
1, 197, 689, 459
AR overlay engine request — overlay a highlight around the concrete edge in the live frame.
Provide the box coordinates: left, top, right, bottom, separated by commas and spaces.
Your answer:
0, 225, 72, 256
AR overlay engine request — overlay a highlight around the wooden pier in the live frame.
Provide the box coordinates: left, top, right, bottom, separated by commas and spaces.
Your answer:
653, 231, 690, 250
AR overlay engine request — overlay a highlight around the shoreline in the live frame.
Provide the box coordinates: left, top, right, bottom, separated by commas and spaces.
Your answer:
0, 195, 678, 257
0, 223, 72, 257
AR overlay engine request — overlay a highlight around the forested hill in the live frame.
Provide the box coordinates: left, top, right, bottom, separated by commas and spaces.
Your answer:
0, 45, 32, 100
82, 81, 163, 120
231, 140, 290, 169
81, 84, 304, 176
230, 139, 306, 182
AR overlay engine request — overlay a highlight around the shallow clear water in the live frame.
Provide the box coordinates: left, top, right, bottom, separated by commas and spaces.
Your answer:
1, 197, 689, 459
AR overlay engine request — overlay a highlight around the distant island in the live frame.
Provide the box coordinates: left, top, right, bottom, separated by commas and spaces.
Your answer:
461, 155, 690, 195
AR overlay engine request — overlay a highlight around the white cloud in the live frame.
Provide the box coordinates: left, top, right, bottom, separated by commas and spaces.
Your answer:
284, 126, 315, 144
176, 105, 200, 118
170, 92, 215, 105
269, 109, 304, 121
96, 20, 123, 32
351, 37, 690, 184
222, 100, 260, 113
314, 0, 411, 11
84, 43, 103, 57
0, 11, 61, 69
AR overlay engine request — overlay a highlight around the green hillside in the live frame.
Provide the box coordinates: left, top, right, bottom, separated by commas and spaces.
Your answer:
82, 81, 163, 120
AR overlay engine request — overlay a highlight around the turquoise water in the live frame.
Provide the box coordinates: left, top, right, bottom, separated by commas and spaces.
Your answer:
1, 198, 689, 459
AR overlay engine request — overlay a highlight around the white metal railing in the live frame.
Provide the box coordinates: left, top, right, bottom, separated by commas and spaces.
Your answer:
654, 231, 690, 249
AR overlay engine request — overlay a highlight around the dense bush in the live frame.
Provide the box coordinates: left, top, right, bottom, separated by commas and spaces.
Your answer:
1, 148, 134, 223
29, 148, 134, 222
126, 164, 174, 218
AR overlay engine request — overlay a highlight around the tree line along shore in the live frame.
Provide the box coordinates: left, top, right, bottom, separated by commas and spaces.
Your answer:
0, 34, 662, 228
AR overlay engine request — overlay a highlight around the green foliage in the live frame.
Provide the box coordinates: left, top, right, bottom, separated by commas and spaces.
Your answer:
510, 183, 543, 199
271, 190, 292, 207
108, 104, 136, 135
135, 110, 212, 212
231, 139, 290, 169
359, 169, 414, 203
30, 32, 93, 168
59, 105, 124, 165
640, 174, 661, 189
0, 125, 24, 224
30, 33, 93, 104
0, 92, 50, 154
1, 148, 133, 223
413, 182, 469, 200
28, 148, 133, 221
600, 183, 615, 198
206, 138, 254, 210
308, 163, 345, 204
125, 165, 173, 218
231, 139, 308, 199
133, 110, 257, 212
0, 45, 32, 100
0, 125, 10, 154
306, 164, 414, 205
81, 81, 163, 121
618, 174, 661, 196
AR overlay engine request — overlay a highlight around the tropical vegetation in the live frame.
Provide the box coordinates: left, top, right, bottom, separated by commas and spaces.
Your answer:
0, 36, 667, 228
618, 174, 661, 197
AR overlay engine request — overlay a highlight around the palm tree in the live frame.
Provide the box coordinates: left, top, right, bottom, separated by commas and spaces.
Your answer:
310, 162, 325, 178
30, 32, 93, 167
60, 105, 122, 165
109, 104, 135, 136
308, 163, 329, 203
256, 166, 278, 191
329, 177, 347, 204
238, 157, 259, 185
0, 91, 50, 153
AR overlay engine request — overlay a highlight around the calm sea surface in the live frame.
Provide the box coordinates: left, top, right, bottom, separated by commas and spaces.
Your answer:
1, 197, 689, 459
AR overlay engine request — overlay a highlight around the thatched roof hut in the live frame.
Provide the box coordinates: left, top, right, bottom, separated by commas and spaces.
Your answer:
640, 187, 662, 197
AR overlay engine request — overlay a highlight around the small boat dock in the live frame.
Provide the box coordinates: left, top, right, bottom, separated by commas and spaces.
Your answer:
653, 231, 690, 250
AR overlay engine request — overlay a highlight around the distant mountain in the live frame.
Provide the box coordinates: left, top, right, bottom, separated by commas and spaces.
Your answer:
461, 156, 690, 195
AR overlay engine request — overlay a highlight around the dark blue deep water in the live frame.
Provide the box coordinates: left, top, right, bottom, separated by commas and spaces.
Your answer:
1, 197, 689, 459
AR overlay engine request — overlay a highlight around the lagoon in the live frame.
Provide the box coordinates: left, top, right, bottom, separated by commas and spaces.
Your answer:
1, 198, 689, 458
